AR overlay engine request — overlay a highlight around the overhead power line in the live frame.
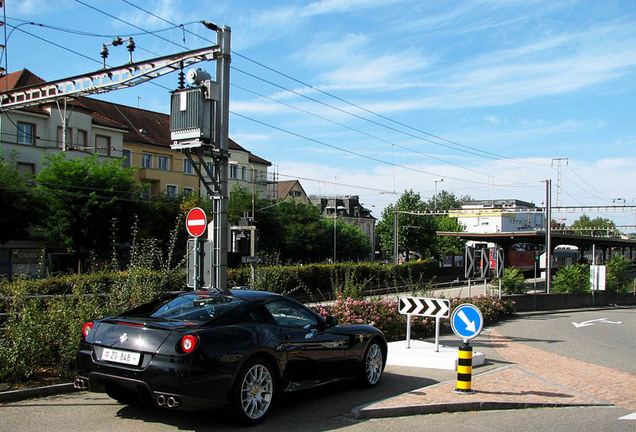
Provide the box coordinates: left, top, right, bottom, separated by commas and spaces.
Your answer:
115, 0, 549, 169
11, 2, 554, 200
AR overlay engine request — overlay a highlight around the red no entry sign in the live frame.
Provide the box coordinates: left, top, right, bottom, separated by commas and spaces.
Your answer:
185, 207, 208, 237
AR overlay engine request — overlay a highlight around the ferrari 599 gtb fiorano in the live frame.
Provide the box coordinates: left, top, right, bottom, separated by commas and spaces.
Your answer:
75, 289, 387, 424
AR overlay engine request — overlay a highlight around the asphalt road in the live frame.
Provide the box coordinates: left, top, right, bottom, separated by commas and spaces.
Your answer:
495, 307, 635, 374
0, 364, 456, 432
1, 307, 634, 432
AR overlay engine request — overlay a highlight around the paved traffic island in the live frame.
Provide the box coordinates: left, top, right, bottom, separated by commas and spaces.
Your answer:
351, 326, 629, 420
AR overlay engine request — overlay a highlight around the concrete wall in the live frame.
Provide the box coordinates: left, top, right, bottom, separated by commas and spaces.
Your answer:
506, 292, 636, 312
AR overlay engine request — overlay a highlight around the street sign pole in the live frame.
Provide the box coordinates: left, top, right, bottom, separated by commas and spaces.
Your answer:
435, 316, 441, 352
185, 207, 208, 290
193, 236, 199, 290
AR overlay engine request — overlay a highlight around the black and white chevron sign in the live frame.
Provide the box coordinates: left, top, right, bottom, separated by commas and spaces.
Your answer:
399, 297, 450, 318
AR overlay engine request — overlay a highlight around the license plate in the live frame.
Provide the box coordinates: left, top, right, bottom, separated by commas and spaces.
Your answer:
101, 348, 141, 366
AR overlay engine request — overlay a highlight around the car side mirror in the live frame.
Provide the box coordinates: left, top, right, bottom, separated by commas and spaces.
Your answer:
325, 315, 338, 328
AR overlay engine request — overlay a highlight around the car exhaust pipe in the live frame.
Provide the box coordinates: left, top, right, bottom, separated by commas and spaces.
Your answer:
167, 397, 180, 408
156, 394, 167, 406
74, 379, 86, 390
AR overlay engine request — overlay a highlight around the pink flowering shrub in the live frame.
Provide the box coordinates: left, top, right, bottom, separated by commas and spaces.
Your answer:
312, 294, 514, 341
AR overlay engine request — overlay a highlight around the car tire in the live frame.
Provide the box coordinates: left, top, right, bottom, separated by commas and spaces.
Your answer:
231, 357, 276, 425
358, 341, 384, 387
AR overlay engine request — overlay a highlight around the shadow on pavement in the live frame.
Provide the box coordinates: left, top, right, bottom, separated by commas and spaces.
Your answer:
113, 372, 441, 432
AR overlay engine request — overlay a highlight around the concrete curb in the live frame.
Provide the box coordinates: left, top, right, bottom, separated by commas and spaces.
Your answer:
0, 383, 76, 403
350, 400, 612, 420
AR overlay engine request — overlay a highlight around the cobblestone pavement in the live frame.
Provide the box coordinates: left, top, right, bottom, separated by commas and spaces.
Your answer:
353, 326, 636, 419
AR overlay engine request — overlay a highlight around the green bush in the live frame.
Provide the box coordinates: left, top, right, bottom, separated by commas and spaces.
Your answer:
552, 264, 589, 293
606, 255, 634, 293
497, 268, 526, 294
0, 269, 182, 382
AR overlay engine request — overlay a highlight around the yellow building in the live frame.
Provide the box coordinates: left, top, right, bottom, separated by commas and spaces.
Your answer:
1, 69, 272, 200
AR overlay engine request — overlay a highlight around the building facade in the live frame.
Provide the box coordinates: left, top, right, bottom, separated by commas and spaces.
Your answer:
449, 199, 545, 233
0, 70, 126, 175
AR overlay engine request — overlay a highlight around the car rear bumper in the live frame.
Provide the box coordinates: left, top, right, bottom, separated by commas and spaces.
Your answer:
76, 347, 232, 411
76, 371, 227, 411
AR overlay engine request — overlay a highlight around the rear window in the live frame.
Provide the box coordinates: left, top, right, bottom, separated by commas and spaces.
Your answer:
147, 293, 247, 322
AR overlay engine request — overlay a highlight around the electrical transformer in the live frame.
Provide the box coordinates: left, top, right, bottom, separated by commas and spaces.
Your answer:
169, 78, 219, 149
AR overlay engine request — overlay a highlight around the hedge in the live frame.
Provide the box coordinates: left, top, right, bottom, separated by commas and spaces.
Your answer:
229, 260, 438, 298
0, 269, 181, 381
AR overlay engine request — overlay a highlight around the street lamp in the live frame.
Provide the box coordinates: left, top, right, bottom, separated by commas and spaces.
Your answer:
326, 204, 346, 262
433, 178, 443, 212
381, 191, 401, 265
249, 163, 256, 223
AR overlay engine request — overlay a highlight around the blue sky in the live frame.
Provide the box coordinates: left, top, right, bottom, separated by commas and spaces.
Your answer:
6, 0, 636, 229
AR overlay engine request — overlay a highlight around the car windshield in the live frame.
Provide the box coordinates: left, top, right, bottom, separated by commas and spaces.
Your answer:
146, 293, 247, 322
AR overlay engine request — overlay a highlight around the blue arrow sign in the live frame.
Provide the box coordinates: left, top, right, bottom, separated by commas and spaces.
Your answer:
451, 304, 484, 341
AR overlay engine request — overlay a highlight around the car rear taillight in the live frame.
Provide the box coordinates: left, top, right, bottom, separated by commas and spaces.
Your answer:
180, 335, 199, 354
82, 322, 94, 339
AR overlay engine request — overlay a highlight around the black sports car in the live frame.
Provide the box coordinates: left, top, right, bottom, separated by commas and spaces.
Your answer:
75, 289, 387, 424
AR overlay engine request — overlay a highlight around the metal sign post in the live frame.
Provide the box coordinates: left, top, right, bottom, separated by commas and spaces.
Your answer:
480, 248, 489, 295
464, 245, 474, 297
185, 208, 208, 290
464, 246, 474, 278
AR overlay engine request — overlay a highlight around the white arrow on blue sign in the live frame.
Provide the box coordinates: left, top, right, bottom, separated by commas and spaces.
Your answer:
450, 303, 484, 341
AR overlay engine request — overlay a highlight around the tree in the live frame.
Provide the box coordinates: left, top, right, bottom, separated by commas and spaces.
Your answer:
238, 197, 371, 263
324, 218, 371, 262
0, 151, 44, 243
376, 190, 434, 261
228, 184, 267, 225
36, 154, 145, 266
433, 216, 465, 258
426, 191, 466, 258
376, 190, 468, 261
138, 192, 196, 252
426, 190, 464, 213
269, 200, 328, 262
570, 214, 618, 237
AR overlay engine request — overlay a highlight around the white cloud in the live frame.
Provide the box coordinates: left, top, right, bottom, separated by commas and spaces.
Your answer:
11, 0, 75, 16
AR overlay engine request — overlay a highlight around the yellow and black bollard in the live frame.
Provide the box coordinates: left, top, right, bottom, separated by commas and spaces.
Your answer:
455, 341, 474, 393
